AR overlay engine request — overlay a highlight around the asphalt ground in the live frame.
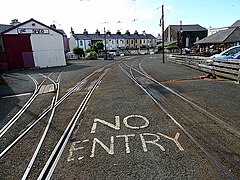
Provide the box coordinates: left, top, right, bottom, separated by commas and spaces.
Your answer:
0, 54, 239, 179
52, 60, 228, 179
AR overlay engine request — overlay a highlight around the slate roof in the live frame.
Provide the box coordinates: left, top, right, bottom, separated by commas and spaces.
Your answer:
57, 29, 67, 36
73, 33, 156, 41
195, 27, 240, 44
170, 24, 207, 32
0, 24, 13, 33
231, 20, 240, 27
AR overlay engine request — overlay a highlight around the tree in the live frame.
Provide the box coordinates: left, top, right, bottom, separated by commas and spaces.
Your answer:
73, 47, 84, 59
92, 41, 104, 53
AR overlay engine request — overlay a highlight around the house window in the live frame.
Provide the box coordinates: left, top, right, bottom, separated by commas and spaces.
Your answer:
80, 40, 83, 46
186, 37, 189, 47
127, 40, 129, 44
0, 36, 4, 52
117, 40, 119, 44
131, 40, 133, 44
140, 40, 142, 44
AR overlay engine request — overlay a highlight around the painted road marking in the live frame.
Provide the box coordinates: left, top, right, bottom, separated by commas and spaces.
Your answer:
0, 92, 32, 99
67, 132, 184, 162
39, 84, 55, 94
67, 115, 184, 162
91, 115, 149, 133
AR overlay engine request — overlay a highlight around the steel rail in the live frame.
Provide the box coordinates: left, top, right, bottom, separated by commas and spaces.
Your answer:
37, 68, 111, 180
0, 73, 56, 138
0, 64, 115, 159
140, 59, 240, 137
118, 62, 235, 180
0, 75, 39, 138
21, 73, 62, 180
125, 59, 240, 137
0, 72, 93, 159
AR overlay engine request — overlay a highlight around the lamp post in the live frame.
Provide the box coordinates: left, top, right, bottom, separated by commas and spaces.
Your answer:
161, 5, 165, 63
104, 27, 107, 60
180, 20, 183, 54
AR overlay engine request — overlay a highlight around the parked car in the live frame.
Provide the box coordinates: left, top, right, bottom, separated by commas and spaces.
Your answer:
232, 52, 240, 59
65, 52, 77, 59
210, 45, 240, 58
207, 51, 240, 66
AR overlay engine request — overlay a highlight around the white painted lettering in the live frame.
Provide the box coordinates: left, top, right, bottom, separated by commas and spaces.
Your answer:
123, 115, 149, 129
67, 140, 89, 162
116, 134, 135, 153
90, 116, 120, 134
140, 133, 165, 152
157, 132, 184, 151
90, 136, 114, 157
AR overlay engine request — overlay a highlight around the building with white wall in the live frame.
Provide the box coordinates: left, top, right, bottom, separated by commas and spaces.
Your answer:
0, 18, 66, 71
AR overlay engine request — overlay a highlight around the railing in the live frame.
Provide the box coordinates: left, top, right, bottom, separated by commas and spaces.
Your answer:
167, 54, 240, 82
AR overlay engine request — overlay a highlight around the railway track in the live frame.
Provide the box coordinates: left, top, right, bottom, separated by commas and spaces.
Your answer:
118, 58, 237, 179
0, 63, 114, 179
0, 56, 238, 179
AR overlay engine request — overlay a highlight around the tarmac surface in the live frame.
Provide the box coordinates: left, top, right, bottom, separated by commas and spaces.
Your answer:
0, 54, 239, 179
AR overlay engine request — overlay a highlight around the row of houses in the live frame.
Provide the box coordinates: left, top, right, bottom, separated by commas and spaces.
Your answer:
1, 17, 239, 72
0, 18, 158, 72
69, 29, 157, 52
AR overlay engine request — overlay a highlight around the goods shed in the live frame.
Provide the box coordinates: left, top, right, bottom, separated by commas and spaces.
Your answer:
0, 18, 66, 72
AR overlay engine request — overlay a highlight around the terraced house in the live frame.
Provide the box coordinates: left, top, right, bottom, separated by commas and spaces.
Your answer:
69, 28, 157, 53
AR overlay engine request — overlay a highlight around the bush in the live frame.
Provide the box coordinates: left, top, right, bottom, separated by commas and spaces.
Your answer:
158, 46, 163, 51
85, 51, 98, 60
166, 45, 179, 50
73, 47, 84, 59
212, 49, 220, 55
86, 48, 94, 53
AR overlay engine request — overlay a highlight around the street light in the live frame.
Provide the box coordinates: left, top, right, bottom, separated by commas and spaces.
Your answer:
161, 5, 165, 63
104, 27, 107, 60
102, 22, 108, 60
180, 20, 183, 54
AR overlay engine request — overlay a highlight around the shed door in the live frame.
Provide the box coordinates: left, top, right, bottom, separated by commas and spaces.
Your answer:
3, 34, 34, 70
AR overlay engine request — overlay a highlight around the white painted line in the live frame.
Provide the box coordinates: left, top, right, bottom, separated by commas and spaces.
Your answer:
43, 84, 51, 93
38, 85, 46, 94
0, 93, 32, 99
48, 84, 55, 92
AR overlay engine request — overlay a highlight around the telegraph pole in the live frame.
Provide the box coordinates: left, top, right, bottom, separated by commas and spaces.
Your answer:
162, 5, 165, 63
180, 20, 183, 55
104, 27, 107, 60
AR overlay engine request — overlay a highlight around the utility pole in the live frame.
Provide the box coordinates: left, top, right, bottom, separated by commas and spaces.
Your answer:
180, 20, 183, 55
104, 27, 107, 60
162, 5, 165, 63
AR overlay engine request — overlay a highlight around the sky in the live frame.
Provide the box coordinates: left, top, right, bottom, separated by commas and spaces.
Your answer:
1, 0, 239, 37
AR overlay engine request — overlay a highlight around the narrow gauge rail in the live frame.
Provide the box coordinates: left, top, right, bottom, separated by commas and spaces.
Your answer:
0, 72, 56, 138
0, 72, 61, 158
0, 63, 114, 179
37, 67, 111, 180
118, 60, 235, 179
